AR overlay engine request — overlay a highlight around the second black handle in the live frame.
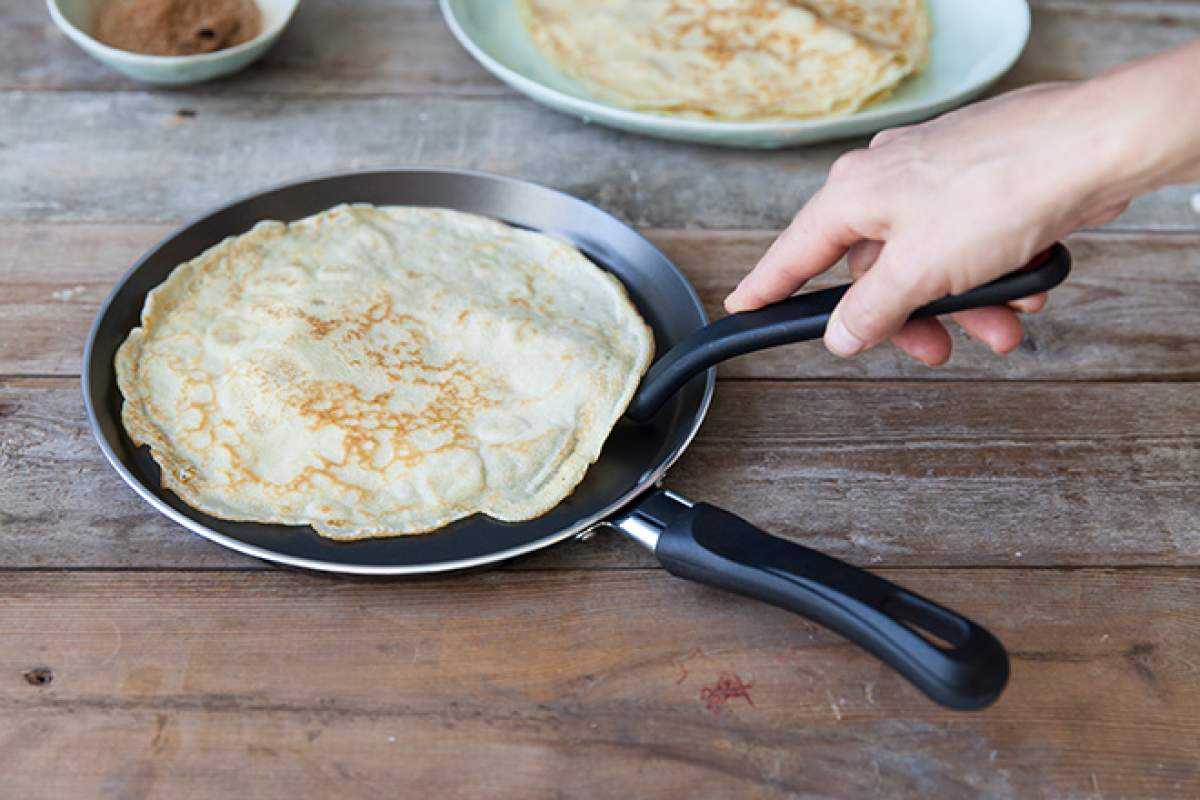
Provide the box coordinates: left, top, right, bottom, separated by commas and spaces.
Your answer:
626, 243, 1071, 422
654, 502, 1010, 710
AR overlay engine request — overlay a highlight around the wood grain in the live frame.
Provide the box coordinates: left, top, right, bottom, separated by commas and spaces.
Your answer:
1004, 0, 1200, 89
4, 0, 499, 96
0, 89, 836, 228
1, 90, 1197, 231
6, 0, 1198, 232
4, 1, 1200, 793
1, 568, 1197, 799
4, 377, 1196, 570
4, 227, 1199, 379
0, 87, 841, 231
9, 0, 1200, 95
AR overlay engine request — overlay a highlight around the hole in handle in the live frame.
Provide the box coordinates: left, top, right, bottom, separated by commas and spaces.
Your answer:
882, 593, 971, 650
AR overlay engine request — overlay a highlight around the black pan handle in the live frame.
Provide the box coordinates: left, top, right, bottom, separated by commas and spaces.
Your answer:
625, 243, 1071, 422
615, 491, 1009, 710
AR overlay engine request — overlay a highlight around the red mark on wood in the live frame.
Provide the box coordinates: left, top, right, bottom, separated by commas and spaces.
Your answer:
773, 645, 802, 666
700, 673, 754, 714
674, 647, 703, 686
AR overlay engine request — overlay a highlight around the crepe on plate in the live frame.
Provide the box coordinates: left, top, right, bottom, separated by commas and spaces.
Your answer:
115, 205, 654, 540
517, 0, 930, 120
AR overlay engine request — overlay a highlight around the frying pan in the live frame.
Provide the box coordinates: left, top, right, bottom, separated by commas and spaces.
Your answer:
84, 169, 1071, 710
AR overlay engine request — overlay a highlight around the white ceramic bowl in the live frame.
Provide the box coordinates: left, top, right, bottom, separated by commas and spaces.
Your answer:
442, 0, 1031, 148
47, 0, 299, 85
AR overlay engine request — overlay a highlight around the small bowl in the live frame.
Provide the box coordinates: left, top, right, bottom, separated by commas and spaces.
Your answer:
47, 0, 299, 85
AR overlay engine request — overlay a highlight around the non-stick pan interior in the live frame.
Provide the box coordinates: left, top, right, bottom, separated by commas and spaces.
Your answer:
84, 170, 713, 572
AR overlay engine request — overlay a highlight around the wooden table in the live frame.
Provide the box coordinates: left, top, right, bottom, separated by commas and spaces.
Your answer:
2, 2, 1199, 797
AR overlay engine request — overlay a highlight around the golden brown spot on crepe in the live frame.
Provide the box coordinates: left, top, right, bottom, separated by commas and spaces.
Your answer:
295, 310, 337, 338
181, 405, 209, 432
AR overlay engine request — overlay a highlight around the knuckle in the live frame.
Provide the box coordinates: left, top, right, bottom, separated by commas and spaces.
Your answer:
828, 149, 870, 182
889, 241, 954, 298
844, 282, 902, 341
844, 298, 892, 343
913, 261, 954, 298
945, 273, 976, 297
869, 128, 900, 148
847, 258, 949, 341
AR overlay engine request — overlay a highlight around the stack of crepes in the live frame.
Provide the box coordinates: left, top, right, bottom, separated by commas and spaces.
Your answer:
518, 0, 930, 120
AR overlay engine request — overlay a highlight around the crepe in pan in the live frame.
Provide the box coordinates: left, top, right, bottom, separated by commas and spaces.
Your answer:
517, 0, 930, 121
115, 204, 654, 540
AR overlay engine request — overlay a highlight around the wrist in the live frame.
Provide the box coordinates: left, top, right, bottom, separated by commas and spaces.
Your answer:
1079, 41, 1200, 198
1061, 79, 1155, 205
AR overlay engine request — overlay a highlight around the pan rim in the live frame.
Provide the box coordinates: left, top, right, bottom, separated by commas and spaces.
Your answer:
81, 167, 716, 575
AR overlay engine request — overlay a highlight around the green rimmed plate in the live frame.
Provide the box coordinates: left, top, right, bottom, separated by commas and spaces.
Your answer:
440, 0, 1031, 149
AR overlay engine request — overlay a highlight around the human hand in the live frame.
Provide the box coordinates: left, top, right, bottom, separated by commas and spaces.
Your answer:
724, 82, 1138, 364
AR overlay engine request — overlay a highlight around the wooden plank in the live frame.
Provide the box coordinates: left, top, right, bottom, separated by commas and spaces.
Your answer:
0, 90, 830, 230
0, 90, 841, 229
3, 378, 1196, 570
670, 381, 1200, 567
9, 0, 1200, 95
1, 568, 1197, 799
1003, 0, 1200, 89
0, 223, 155, 376
1, 91, 1197, 231
4, 0, 501, 96
4, 225, 1198, 379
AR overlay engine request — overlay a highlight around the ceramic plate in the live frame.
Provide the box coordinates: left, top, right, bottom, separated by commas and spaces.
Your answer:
440, 0, 1031, 148
47, 0, 298, 85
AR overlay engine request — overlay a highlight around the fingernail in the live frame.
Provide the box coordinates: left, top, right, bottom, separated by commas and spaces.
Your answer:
825, 316, 865, 357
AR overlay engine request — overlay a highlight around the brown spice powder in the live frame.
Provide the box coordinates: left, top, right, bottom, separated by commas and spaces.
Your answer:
92, 0, 262, 56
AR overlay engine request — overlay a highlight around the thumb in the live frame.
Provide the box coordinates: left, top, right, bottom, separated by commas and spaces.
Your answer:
824, 242, 948, 357
725, 186, 862, 314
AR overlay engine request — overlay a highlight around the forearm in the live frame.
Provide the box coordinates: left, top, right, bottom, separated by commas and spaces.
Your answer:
1083, 39, 1200, 199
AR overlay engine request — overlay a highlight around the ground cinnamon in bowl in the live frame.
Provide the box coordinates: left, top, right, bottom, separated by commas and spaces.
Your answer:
92, 0, 262, 56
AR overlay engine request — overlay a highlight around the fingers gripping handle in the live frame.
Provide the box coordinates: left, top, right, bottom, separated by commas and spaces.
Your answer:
626, 496, 1010, 710
625, 243, 1071, 422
